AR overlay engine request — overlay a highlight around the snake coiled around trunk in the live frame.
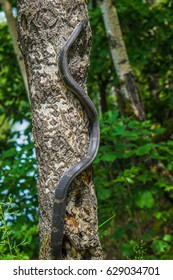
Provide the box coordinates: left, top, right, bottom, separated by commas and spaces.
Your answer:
51, 19, 100, 260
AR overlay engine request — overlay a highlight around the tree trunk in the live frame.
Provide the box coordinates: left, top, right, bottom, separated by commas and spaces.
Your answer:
99, 0, 173, 205
146, 0, 157, 6
1, 0, 29, 99
98, 74, 108, 114
17, 0, 102, 260
99, 0, 146, 121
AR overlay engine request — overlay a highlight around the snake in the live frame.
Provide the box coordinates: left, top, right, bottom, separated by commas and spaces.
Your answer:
51, 19, 100, 260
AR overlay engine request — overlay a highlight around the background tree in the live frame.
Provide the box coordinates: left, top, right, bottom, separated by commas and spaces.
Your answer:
1, 0, 28, 97
99, 0, 146, 121
0, 0, 38, 260
89, 0, 173, 259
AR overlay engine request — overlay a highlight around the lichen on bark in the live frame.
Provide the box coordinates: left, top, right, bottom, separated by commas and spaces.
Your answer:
17, 0, 102, 260
99, 0, 146, 121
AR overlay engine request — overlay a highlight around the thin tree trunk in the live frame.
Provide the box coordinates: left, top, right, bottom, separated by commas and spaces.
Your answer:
1, 0, 29, 100
17, 0, 102, 260
99, 0, 146, 121
99, 0, 173, 202
98, 74, 108, 113
146, 0, 157, 6
91, 0, 97, 9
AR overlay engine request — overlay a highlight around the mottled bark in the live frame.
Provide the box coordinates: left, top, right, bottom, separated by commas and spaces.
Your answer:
99, 0, 146, 121
148, 74, 160, 102
17, 0, 102, 260
145, 0, 157, 6
1, 0, 29, 99
99, 0, 173, 209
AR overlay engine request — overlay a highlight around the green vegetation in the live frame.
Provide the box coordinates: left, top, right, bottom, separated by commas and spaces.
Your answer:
1, 0, 173, 259
0, 21, 38, 259
94, 112, 173, 259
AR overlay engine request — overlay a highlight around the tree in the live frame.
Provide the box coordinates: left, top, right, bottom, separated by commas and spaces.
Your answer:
1, 0, 29, 99
17, 0, 102, 260
100, 0, 173, 185
89, 0, 173, 259
0, 3, 38, 258
99, 0, 146, 121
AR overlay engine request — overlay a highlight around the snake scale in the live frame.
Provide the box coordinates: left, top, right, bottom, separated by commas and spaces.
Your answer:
51, 19, 100, 260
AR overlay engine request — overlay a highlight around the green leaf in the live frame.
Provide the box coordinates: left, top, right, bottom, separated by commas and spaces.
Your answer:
114, 125, 126, 135
126, 177, 134, 184
163, 234, 172, 242
152, 240, 170, 253
164, 186, 173, 191
154, 211, 170, 221
101, 153, 117, 162
135, 143, 153, 156
135, 191, 154, 208
2, 148, 17, 159
167, 141, 173, 146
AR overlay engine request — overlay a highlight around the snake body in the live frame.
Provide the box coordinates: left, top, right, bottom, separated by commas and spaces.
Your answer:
51, 19, 100, 260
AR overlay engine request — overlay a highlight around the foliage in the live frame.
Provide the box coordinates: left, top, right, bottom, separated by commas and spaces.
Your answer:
0, 197, 37, 259
117, 0, 173, 129
93, 111, 173, 259
88, 0, 173, 259
0, 19, 38, 259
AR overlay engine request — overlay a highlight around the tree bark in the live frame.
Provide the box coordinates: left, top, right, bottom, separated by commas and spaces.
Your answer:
99, 0, 173, 208
99, 0, 146, 121
1, 0, 29, 100
17, 0, 102, 260
146, 0, 157, 6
